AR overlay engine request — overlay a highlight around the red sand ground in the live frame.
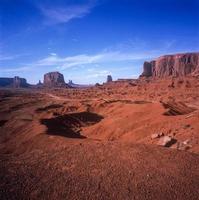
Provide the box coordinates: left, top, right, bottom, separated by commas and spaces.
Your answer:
0, 77, 199, 199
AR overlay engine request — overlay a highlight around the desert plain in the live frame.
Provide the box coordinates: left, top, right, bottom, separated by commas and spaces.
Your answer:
0, 69, 199, 199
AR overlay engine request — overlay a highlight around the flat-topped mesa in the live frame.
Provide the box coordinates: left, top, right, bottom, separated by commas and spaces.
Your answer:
43, 72, 67, 87
140, 52, 199, 78
0, 76, 28, 88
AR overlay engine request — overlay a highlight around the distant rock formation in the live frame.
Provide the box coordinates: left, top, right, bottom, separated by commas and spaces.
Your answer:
107, 75, 113, 83
140, 53, 199, 78
35, 80, 43, 88
37, 80, 42, 85
117, 78, 135, 82
68, 80, 73, 85
141, 62, 153, 77
43, 72, 66, 87
0, 76, 28, 88
13, 76, 28, 88
68, 80, 93, 88
0, 78, 13, 87
95, 83, 101, 87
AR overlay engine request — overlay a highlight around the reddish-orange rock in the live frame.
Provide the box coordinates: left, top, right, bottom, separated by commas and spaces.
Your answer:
43, 72, 67, 87
140, 53, 199, 78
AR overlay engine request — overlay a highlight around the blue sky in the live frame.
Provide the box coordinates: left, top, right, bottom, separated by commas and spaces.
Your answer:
0, 0, 199, 84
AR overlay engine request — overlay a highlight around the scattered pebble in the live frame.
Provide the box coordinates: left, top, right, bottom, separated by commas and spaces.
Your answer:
151, 132, 164, 139
158, 136, 177, 147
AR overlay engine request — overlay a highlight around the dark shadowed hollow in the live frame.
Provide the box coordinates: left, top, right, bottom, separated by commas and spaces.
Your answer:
40, 112, 104, 138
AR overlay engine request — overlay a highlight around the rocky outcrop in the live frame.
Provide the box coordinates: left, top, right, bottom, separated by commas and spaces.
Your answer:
0, 76, 28, 88
140, 53, 199, 78
67, 80, 91, 88
107, 75, 113, 83
37, 80, 42, 85
141, 62, 153, 77
43, 72, 66, 87
35, 80, 43, 88
13, 76, 28, 88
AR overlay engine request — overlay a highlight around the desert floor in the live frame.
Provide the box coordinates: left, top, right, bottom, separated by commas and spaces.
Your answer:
0, 77, 199, 199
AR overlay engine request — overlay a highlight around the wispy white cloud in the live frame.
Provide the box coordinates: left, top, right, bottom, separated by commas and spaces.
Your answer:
0, 54, 21, 61
50, 53, 57, 56
36, 51, 156, 70
37, 54, 101, 68
0, 67, 30, 73
38, 1, 96, 25
85, 69, 111, 78
164, 40, 176, 49
0, 53, 30, 61
72, 38, 79, 42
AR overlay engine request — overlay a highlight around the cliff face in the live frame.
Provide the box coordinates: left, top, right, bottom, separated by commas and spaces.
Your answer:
13, 76, 28, 88
43, 72, 66, 87
141, 62, 153, 77
140, 53, 199, 78
0, 76, 28, 88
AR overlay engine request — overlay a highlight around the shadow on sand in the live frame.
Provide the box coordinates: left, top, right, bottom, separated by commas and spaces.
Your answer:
41, 111, 103, 139
0, 120, 8, 127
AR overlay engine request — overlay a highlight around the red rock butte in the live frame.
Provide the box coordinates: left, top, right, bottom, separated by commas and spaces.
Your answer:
140, 52, 199, 78
43, 71, 68, 87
